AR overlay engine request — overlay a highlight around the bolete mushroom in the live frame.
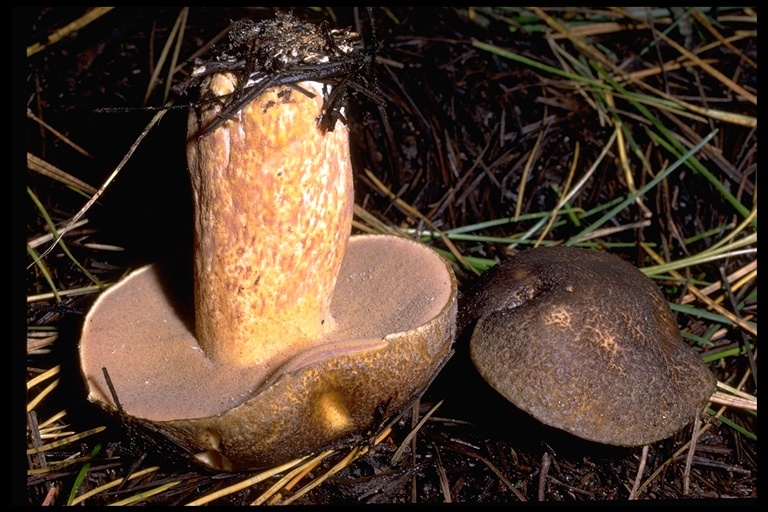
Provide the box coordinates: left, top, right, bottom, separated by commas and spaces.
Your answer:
460, 245, 716, 447
79, 15, 457, 471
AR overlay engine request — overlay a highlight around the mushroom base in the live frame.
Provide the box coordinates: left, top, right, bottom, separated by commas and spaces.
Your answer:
79, 234, 457, 470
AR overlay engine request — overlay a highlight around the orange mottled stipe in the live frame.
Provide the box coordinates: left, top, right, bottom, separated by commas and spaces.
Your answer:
187, 73, 353, 369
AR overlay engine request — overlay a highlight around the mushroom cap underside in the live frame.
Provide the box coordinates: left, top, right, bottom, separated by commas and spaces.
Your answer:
465, 246, 716, 447
79, 234, 457, 470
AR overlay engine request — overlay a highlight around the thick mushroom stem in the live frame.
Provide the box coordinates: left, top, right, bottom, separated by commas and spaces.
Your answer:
186, 74, 353, 368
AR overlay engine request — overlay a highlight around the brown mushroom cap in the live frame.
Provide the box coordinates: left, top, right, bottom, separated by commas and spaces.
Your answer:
79, 234, 456, 470
463, 245, 716, 447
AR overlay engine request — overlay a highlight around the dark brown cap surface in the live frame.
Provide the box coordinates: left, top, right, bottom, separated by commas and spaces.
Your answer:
464, 245, 716, 446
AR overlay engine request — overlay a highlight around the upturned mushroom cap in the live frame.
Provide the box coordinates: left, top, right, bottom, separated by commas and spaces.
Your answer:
462, 245, 716, 447
80, 234, 456, 470
79, 16, 458, 470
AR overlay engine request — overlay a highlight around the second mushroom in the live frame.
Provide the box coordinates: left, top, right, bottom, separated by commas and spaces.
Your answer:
79, 14, 457, 471
460, 245, 716, 447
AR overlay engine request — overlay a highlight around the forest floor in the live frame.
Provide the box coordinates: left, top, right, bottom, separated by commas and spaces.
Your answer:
22, 7, 756, 505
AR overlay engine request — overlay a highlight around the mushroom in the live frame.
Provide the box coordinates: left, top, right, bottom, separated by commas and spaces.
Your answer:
78, 16, 457, 471
460, 245, 716, 447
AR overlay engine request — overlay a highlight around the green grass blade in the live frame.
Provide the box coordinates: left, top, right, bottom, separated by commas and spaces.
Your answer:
566, 129, 718, 245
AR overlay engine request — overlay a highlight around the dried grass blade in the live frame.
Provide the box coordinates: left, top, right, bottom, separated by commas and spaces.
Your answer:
185, 456, 310, 506
69, 466, 160, 505
529, 7, 614, 71
641, 242, 757, 338
282, 428, 393, 505
164, 7, 188, 102
28, 219, 88, 250
27, 153, 98, 196
650, 27, 756, 105
109, 480, 181, 506
391, 400, 443, 464
27, 284, 107, 303
364, 168, 474, 272
689, 9, 756, 69
27, 426, 106, 455
27, 365, 60, 390
535, 142, 580, 245
253, 450, 334, 505
281, 448, 363, 505
31, 101, 171, 266
27, 7, 115, 57
681, 260, 757, 305
515, 125, 545, 220
143, 8, 185, 105
26, 110, 95, 159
